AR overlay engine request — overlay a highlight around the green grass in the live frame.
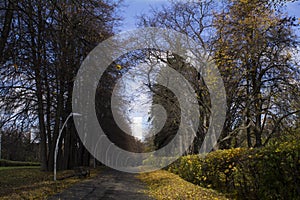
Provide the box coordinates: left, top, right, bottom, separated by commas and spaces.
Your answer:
0, 166, 40, 171
0, 159, 40, 167
137, 170, 230, 200
0, 166, 101, 200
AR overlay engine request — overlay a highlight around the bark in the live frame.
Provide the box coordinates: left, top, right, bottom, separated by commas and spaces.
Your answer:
0, 0, 14, 63
28, 1, 48, 171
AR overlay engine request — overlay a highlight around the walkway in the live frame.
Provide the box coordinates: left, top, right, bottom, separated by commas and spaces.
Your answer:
48, 168, 153, 200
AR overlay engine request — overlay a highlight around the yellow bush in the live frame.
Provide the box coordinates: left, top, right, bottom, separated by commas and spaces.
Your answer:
168, 143, 300, 199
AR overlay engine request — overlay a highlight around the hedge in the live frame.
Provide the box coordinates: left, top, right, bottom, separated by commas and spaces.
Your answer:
0, 159, 40, 167
168, 141, 300, 199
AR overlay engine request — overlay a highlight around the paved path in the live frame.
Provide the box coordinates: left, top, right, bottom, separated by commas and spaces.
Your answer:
48, 168, 153, 200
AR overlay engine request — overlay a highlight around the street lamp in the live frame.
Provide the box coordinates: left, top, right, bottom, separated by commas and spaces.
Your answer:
54, 112, 81, 181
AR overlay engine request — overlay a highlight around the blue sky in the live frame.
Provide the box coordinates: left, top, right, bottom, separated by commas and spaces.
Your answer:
120, 0, 168, 30
287, 1, 300, 18
120, 0, 300, 31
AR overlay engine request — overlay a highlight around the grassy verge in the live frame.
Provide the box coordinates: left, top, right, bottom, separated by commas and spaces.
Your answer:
138, 170, 230, 200
0, 159, 40, 167
0, 166, 101, 200
0, 166, 40, 171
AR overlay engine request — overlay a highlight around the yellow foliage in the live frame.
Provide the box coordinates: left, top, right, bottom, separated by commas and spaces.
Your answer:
137, 170, 229, 200
240, 0, 248, 4
13, 64, 18, 70
115, 64, 122, 70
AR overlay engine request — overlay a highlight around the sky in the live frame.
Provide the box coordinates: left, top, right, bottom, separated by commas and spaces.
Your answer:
120, 0, 300, 32
114, 61, 160, 141
119, 0, 169, 31
287, 1, 300, 19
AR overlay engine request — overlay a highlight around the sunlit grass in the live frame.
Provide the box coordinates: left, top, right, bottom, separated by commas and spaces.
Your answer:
0, 166, 39, 171
0, 166, 101, 200
138, 170, 230, 200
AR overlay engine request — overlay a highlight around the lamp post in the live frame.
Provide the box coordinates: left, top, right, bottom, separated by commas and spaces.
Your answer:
54, 112, 81, 181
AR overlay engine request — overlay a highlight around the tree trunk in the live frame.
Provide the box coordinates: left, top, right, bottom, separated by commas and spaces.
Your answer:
254, 92, 263, 147
0, 0, 14, 63
35, 70, 48, 171
28, 2, 48, 170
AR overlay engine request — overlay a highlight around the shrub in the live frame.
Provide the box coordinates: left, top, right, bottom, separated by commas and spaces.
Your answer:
142, 155, 177, 169
168, 142, 300, 199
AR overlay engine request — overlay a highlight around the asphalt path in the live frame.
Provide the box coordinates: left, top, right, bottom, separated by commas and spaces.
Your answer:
48, 168, 153, 200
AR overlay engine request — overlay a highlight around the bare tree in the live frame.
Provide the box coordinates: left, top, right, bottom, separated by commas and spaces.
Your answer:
0, 0, 122, 170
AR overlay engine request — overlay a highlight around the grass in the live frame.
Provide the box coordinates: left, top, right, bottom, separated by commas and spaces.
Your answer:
0, 166, 40, 171
0, 159, 40, 167
138, 170, 230, 200
0, 166, 101, 200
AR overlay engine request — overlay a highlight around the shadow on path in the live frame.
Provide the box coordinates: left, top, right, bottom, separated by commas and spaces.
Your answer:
48, 168, 153, 200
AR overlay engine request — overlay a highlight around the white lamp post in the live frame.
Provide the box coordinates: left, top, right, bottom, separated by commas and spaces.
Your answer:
54, 112, 81, 181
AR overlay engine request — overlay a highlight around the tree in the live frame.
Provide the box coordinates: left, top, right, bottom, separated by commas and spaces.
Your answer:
213, 0, 300, 147
139, 0, 215, 153
0, 0, 122, 170
139, 0, 299, 151
95, 60, 145, 153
